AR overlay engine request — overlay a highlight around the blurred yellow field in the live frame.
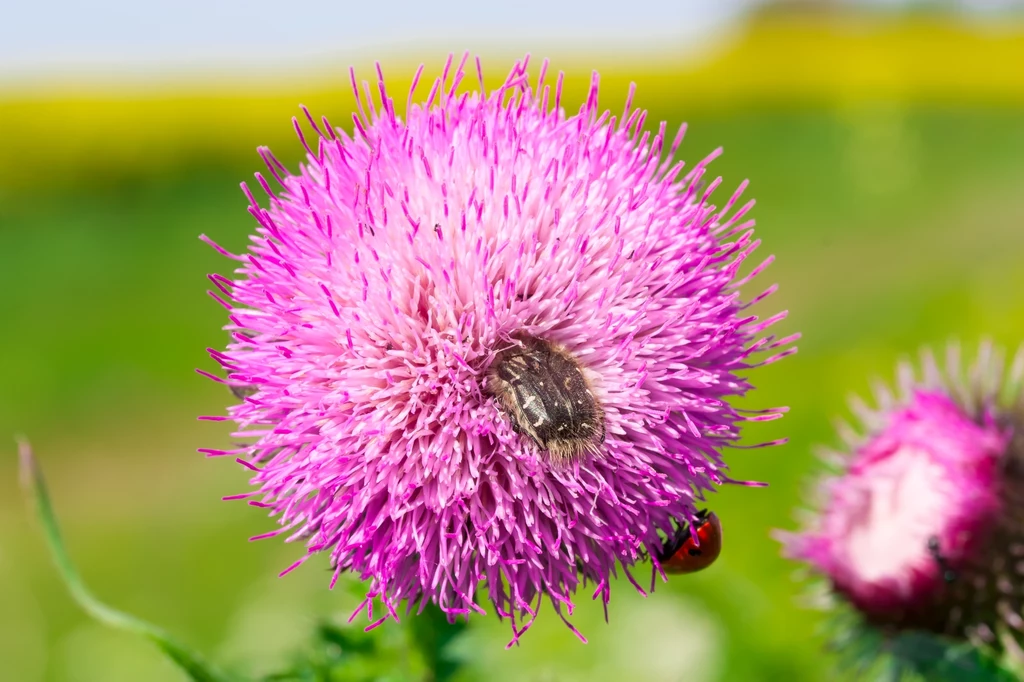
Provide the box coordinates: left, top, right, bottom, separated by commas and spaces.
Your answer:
3, 15, 1024, 191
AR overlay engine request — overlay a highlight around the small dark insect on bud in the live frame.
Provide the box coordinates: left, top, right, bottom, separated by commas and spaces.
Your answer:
927, 535, 958, 584
486, 335, 605, 465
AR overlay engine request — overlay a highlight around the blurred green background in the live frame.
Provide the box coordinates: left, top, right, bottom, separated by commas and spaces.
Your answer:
3, 3, 1024, 681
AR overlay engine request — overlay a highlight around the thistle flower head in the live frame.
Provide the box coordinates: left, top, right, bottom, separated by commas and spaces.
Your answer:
780, 341, 1024, 663
202, 54, 793, 642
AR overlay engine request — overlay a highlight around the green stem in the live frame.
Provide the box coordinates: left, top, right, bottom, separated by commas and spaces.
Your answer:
408, 604, 468, 682
18, 438, 235, 682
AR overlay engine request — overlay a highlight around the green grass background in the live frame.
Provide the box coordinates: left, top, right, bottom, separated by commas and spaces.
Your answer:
3, 12, 1024, 682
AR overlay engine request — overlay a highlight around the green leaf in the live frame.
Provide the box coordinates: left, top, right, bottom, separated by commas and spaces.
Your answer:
825, 607, 1023, 682
18, 438, 237, 682
887, 631, 1022, 682
315, 622, 378, 657
262, 619, 401, 682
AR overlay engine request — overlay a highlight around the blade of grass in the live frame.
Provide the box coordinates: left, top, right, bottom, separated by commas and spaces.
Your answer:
18, 438, 236, 682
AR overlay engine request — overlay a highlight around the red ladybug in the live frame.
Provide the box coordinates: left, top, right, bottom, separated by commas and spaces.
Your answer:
655, 509, 722, 574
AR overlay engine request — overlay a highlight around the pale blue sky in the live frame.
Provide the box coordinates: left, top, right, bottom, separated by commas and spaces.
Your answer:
2, 0, 1019, 84
0, 0, 753, 82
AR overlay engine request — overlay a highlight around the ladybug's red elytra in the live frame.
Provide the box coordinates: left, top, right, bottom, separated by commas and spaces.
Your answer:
655, 509, 722, 574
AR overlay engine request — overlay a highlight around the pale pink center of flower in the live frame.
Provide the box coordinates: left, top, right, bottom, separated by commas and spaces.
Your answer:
840, 445, 954, 583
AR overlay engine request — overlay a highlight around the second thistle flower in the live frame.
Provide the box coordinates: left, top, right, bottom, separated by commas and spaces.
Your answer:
203, 54, 794, 640
780, 342, 1024, 672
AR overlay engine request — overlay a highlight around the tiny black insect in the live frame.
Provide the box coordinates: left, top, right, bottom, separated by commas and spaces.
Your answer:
229, 384, 258, 400
927, 535, 958, 584
486, 335, 605, 465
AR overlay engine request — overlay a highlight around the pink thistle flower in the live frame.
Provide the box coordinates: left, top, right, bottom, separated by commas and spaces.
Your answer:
779, 341, 1024, 661
201, 54, 794, 642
